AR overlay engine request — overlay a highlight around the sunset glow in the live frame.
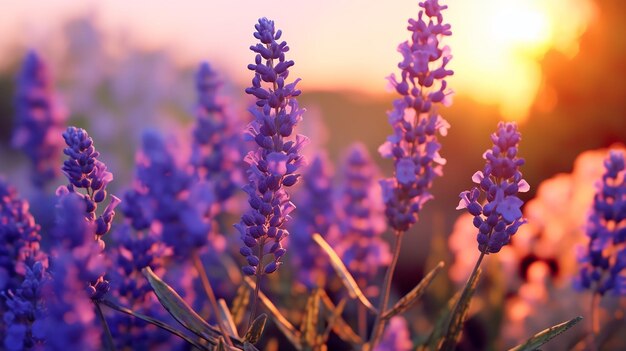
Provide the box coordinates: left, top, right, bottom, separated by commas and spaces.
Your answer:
0, 0, 595, 120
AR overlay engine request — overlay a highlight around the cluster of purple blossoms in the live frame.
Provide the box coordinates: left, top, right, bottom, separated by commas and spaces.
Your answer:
236, 17, 307, 276
576, 150, 626, 295
191, 62, 244, 204
457, 122, 529, 254
0, 180, 49, 351
379, 0, 453, 232
44, 193, 105, 351
332, 144, 390, 286
107, 225, 182, 350
57, 126, 120, 299
12, 51, 66, 188
122, 129, 221, 257
288, 153, 336, 289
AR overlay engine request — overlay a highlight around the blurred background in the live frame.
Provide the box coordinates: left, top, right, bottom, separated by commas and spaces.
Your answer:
0, 0, 624, 349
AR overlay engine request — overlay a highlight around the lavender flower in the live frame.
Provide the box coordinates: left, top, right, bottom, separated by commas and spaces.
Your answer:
60, 126, 120, 239
457, 122, 529, 254
107, 225, 182, 349
0, 180, 48, 350
379, 0, 453, 232
12, 51, 66, 188
236, 17, 307, 276
191, 62, 244, 204
57, 126, 119, 300
122, 129, 221, 257
0, 179, 47, 292
332, 144, 390, 286
576, 150, 626, 295
373, 316, 412, 351
3, 261, 49, 351
288, 152, 335, 288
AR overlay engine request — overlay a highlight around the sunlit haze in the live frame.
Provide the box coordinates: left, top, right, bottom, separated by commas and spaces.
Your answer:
0, 0, 594, 121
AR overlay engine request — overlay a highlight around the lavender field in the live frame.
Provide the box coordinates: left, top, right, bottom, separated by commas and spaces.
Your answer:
0, 0, 625, 350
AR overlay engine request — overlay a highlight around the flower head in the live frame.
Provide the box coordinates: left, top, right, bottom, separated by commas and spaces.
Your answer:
576, 150, 626, 295
379, 0, 453, 232
12, 51, 66, 188
332, 144, 390, 285
191, 62, 244, 203
236, 17, 307, 276
456, 122, 529, 254
288, 152, 336, 288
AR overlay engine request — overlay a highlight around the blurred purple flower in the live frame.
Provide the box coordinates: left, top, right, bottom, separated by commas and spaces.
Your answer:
12, 51, 66, 188
288, 152, 336, 288
236, 17, 307, 276
122, 129, 222, 257
456, 122, 529, 254
332, 144, 390, 286
0, 179, 47, 292
373, 316, 412, 351
191, 61, 245, 204
576, 150, 626, 295
0, 180, 49, 350
2, 261, 49, 351
379, 0, 453, 232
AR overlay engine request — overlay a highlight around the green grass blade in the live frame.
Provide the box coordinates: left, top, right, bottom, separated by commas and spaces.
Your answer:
508, 316, 583, 351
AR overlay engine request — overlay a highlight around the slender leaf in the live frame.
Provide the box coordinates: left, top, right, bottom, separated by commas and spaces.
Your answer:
95, 301, 116, 351
218, 298, 240, 338
232, 284, 250, 326
508, 316, 583, 351
244, 277, 302, 350
142, 267, 231, 344
319, 290, 362, 346
382, 261, 444, 320
100, 299, 209, 350
244, 313, 268, 344
439, 268, 482, 351
322, 297, 347, 344
302, 288, 322, 347
312, 233, 377, 313
420, 291, 461, 351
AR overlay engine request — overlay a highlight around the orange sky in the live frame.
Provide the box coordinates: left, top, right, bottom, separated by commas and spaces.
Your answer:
0, 0, 595, 121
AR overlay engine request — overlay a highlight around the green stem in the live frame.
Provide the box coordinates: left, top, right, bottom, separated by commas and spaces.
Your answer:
94, 300, 116, 351
192, 251, 234, 348
100, 299, 211, 350
368, 230, 404, 350
440, 251, 485, 351
246, 238, 266, 332
589, 291, 601, 351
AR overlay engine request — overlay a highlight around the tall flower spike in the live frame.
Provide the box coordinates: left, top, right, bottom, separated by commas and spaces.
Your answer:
457, 122, 530, 254
576, 150, 626, 295
236, 17, 307, 276
191, 62, 244, 203
288, 152, 336, 289
379, 0, 453, 232
58, 126, 119, 300
12, 51, 66, 188
332, 144, 390, 286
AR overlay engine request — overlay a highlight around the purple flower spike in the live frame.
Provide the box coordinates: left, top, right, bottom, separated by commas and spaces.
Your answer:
332, 144, 391, 285
379, 0, 453, 232
12, 51, 66, 188
237, 17, 307, 275
60, 126, 120, 240
288, 152, 336, 288
576, 150, 626, 296
191, 62, 244, 203
456, 122, 529, 254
